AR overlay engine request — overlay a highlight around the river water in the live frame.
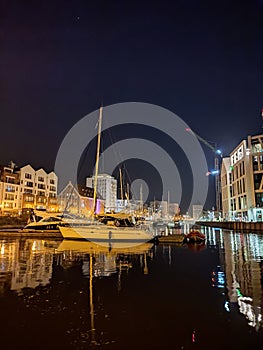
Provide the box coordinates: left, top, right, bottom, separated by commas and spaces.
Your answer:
0, 228, 263, 349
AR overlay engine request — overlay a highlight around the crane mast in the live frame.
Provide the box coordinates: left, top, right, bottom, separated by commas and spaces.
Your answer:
186, 128, 222, 212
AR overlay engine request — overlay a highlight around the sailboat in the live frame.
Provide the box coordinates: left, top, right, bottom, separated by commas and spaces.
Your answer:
59, 107, 154, 244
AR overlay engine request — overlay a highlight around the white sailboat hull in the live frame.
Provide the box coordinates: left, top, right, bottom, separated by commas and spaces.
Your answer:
59, 224, 154, 244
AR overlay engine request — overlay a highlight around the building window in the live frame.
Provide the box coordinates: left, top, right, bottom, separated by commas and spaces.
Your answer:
25, 196, 34, 202
255, 192, 263, 207
253, 156, 258, 171
25, 173, 32, 179
4, 202, 13, 208
25, 181, 33, 187
37, 191, 45, 196
252, 142, 262, 153
38, 184, 45, 190
50, 179, 55, 184
38, 176, 44, 182
254, 174, 262, 190
5, 185, 15, 192
5, 193, 14, 200
37, 197, 46, 203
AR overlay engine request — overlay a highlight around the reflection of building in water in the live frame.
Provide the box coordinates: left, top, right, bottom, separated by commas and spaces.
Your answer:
219, 232, 263, 330
0, 239, 59, 293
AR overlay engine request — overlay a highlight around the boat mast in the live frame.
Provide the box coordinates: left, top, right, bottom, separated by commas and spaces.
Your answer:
167, 190, 170, 218
140, 183, 143, 214
119, 167, 124, 201
93, 106, 103, 215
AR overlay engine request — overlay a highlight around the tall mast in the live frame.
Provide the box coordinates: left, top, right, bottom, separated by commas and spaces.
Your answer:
140, 184, 143, 213
119, 167, 124, 201
93, 106, 103, 214
167, 190, 170, 218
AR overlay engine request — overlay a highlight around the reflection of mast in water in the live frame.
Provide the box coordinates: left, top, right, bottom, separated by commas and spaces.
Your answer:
143, 253, 148, 275
89, 255, 96, 345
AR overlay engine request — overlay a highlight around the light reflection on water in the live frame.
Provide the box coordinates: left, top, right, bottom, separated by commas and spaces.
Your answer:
0, 232, 263, 349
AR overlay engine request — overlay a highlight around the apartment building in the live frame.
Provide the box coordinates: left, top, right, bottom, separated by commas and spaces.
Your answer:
0, 163, 20, 213
221, 134, 263, 221
0, 162, 58, 213
86, 174, 117, 212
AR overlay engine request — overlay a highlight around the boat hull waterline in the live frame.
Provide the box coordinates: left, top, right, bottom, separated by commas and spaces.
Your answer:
59, 225, 154, 246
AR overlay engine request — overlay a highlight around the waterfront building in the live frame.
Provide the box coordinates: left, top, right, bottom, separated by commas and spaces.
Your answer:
86, 173, 117, 212
58, 181, 104, 216
18, 164, 58, 212
221, 158, 232, 220
221, 134, 263, 221
0, 163, 20, 213
0, 162, 58, 214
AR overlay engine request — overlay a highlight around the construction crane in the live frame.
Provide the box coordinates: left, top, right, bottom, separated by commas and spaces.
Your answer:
185, 128, 222, 211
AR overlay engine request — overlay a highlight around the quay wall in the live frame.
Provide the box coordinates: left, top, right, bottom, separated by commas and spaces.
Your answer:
197, 221, 263, 233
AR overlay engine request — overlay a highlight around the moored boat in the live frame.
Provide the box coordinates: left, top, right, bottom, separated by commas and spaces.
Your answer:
184, 230, 206, 243
22, 210, 91, 233
59, 222, 154, 246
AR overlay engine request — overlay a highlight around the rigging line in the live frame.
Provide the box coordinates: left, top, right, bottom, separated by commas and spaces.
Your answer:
103, 118, 137, 201
64, 122, 94, 213
103, 117, 125, 170
122, 163, 138, 201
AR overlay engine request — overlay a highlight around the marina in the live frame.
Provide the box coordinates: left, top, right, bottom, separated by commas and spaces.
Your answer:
0, 227, 263, 349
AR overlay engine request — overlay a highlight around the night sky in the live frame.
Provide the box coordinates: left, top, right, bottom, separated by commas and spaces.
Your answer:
1, 0, 263, 209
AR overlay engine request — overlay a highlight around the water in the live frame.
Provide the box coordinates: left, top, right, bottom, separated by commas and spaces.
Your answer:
0, 228, 263, 349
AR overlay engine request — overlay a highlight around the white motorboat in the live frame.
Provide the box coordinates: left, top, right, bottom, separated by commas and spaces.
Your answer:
23, 210, 91, 232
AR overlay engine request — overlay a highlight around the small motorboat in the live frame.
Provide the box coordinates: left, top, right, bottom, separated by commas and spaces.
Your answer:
185, 230, 206, 243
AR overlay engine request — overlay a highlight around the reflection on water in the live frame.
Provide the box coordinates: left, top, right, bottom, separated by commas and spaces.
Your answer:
0, 232, 263, 349
0, 239, 59, 294
204, 227, 263, 331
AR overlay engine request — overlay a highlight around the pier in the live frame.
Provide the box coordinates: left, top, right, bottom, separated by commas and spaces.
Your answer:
197, 221, 263, 233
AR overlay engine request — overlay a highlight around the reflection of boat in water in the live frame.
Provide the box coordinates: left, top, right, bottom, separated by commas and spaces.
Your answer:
57, 240, 153, 254
187, 241, 206, 252
185, 230, 206, 243
57, 239, 153, 346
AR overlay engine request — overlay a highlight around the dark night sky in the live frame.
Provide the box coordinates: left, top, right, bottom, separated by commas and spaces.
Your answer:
1, 0, 263, 209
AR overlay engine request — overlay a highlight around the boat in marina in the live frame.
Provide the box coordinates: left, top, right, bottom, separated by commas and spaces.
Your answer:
22, 210, 90, 233
59, 222, 154, 244
58, 107, 154, 244
184, 230, 206, 243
